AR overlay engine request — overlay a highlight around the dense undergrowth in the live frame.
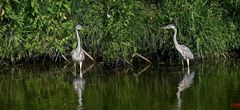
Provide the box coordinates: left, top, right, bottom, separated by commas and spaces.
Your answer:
0, 0, 240, 64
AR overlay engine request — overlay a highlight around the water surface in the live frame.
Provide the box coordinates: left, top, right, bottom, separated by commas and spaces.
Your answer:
0, 60, 240, 110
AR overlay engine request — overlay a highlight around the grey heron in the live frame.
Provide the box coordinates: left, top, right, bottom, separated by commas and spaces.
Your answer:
161, 24, 194, 67
71, 24, 85, 76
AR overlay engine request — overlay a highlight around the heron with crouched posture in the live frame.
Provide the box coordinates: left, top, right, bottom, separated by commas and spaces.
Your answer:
71, 25, 85, 77
161, 24, 194, 67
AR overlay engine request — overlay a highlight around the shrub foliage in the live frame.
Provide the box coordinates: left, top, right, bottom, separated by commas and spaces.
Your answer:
0, 0, 239, 63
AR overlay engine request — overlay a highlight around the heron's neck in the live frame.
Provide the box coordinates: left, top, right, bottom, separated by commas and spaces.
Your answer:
173, 28, 179, 46
76, 29, 81, 49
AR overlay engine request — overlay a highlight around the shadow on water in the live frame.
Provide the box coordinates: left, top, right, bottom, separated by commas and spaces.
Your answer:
0, 59, 240, 110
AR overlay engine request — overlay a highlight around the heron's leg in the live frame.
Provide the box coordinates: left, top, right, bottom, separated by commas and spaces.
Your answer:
182, 60, 184, 67
187, 59, 190, 68
79, 62, 83, 78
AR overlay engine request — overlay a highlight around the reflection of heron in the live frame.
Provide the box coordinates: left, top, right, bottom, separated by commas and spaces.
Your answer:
176, 68, 195, 110
71, 25, 85, 76
72, 64, 93, 110
73, 74, 86, 110
161, 24, 194, 67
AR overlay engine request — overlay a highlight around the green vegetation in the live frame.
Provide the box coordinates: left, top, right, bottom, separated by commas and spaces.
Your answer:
0, 0, 240, 64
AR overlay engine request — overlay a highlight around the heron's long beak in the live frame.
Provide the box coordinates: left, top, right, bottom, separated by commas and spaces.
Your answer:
160, 26, 167, 29
77, 27, 84, 30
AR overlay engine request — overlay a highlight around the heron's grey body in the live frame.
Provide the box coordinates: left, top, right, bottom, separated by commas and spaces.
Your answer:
71, 48, 85, 63
71, 25, 85, 76
161, 24, 194, 67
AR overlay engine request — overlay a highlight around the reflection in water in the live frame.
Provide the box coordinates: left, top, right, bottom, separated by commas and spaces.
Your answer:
73, 64, 93, 110
73, 74, 86, 110
133, 64, 151, 77
2, 60, 240, 110
176, 68, 195, 110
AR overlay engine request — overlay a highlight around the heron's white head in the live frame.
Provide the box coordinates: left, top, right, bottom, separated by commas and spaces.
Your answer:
75, 25, 83, 30
161, 24, 176, 30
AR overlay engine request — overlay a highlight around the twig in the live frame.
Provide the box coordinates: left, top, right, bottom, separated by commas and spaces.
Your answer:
123, 58, 133, 66
43, 53, 47, 64
82, 64, 94, 74
222, 53, 227, 59
82, 49, 95, 62
63, 62, 71, 69
132, 53, 152, 64
55, 53, 59, 62
124, 68, 130, 73
61, 54, 69, 62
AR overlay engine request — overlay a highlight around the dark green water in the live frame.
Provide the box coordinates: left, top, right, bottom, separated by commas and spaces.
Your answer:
0, 60, 240, 110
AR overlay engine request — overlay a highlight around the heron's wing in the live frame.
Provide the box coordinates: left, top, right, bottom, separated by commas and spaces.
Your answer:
179, 45, 194, 59
79, 48, 85, 60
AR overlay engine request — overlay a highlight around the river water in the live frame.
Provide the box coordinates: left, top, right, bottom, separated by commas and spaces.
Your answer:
0, 59, 240, 110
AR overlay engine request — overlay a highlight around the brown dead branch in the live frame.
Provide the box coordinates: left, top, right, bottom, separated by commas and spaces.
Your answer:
82, 49, 95, 62
61, 54, 69, 62
123, 58, 133, 66
132, 53, 151, 64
